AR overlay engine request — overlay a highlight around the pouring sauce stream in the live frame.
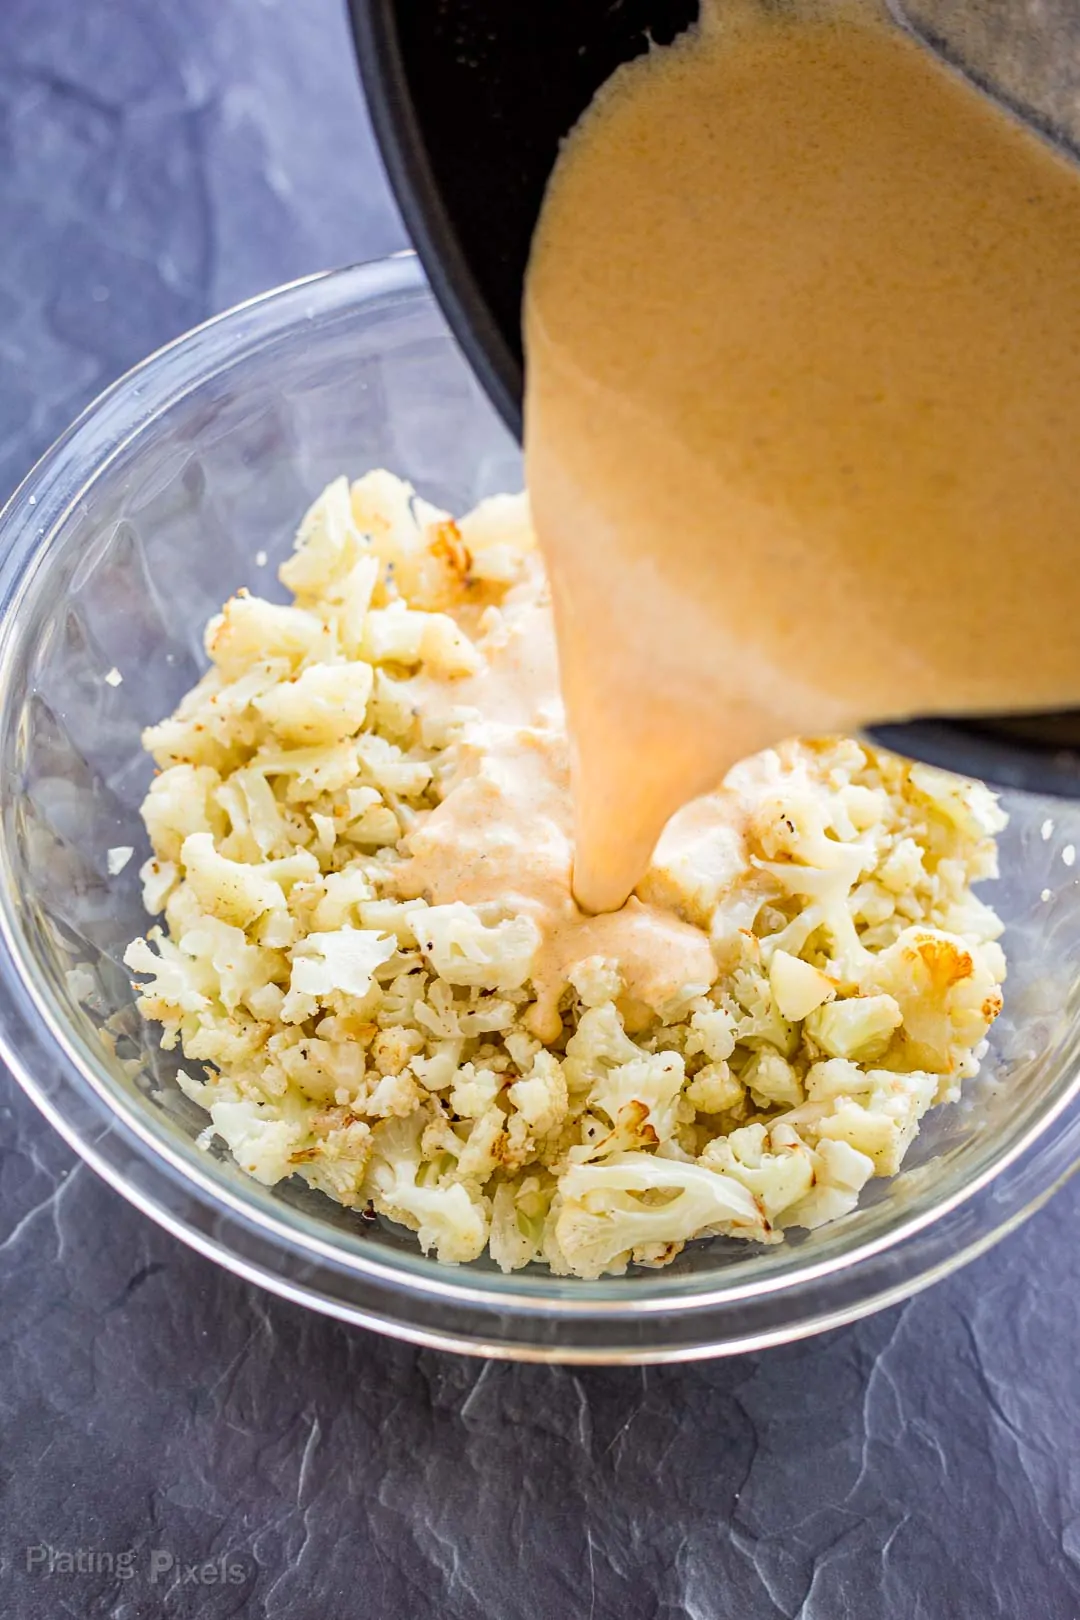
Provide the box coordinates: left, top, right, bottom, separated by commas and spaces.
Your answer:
524, 0, 1080, 913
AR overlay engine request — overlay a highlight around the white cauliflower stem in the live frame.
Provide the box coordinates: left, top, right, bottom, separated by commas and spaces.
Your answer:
552, 1153, 775, 1278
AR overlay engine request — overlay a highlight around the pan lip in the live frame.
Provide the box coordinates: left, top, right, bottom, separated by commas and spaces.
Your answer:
348, 0, 525, 438
867, 719, 1080, 798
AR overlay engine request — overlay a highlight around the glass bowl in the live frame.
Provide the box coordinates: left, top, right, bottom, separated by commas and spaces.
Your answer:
0, 254, 1078, 1364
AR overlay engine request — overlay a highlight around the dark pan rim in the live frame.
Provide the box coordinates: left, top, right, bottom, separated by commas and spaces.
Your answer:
348, 0, 524, 437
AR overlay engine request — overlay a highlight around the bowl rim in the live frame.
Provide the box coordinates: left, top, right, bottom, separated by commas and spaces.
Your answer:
0, 253, 1078, 1361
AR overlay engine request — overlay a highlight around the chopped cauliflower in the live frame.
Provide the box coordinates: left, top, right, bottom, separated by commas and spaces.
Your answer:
549, 1153, 774, 1278
415, 903, 540, 992
288, 927, 396, 1002
366, 1113, 488, 1262
125, 473, 1007, 1276
255, 662, 373, 746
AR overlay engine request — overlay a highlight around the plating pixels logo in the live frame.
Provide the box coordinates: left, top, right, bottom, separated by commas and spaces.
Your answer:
23, 1544, 247, 1585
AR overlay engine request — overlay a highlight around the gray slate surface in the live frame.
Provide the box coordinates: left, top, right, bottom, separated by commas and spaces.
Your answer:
0, 1, 1078, 1616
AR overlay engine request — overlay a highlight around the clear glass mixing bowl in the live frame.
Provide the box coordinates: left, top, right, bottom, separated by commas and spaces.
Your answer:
0, 253, 1078, 1363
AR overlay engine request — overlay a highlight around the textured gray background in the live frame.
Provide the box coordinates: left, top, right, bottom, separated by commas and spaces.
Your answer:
0, 1, 1078, 1616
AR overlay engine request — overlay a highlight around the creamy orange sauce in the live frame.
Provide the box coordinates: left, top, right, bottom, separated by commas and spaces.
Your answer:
524, 0, 1080, 914
392, 564, 739, 1038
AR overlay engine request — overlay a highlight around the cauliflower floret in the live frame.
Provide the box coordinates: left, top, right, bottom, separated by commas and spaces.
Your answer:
684, 1061, 744, 1114
748, 771, 868, 878
550, 1153, 775, 1279
205, 593, 325, 677
355, 733, 432, 798
642, 807, 748, 930
489, 1174, 553, 1273
372, 1026, 426, 1076
730, 958, 798, 1055
344, 795, 400, 847
142, 659, 293, 771
588, 1051, 685, 1149
415, 903, 540, 992
288, 926, 396, 1006
861, 926, 1003, 1073
365, 667, 418, 740
255, 662, 373, 746
362, 603, 482, 677
700, 1122, 815, 1220
247, 982, 285, 1022
124, 929, 212, 1020
562, 1003, 647, 1088
279, 475, 362, 598
879, 837, 926, 895
411, 1039, 464, 1093
778, 1138, 876, 1230
350, 470, 427, 594
366, 1069, 423, 1118
336, 555, 384, 656
305, 869, 375, 931
177, 916, 280, 1013
909, 763, 1007, 843
357, 896, 426, 944
781, 1059, 939, 1176
181, 833, 318, 930
299, 1113, 375, 1206
567, 956, 624, 1009
361, 602, 428, 665
805, 993, 903, 1062
685, 1001, 738, 1064
206, 1092, 305, 1185
456, 1103, 507, 1179
741, 1048, 803, 1108
812, 1092, 928, 1174
829, 1064, 938, 1172
141, 764, 224, 862
450, 1062, 502, 1119
457, 491, 533, 558
365, 1114, 488, 1263
216, 765, 294, 859
506, 1050, 569, 1136
419, 614, 484, 678
255, 740, 362, 802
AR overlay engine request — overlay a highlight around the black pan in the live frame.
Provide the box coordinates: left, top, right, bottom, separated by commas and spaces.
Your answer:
348, 0, 699, 436
347, 0, 1080, 796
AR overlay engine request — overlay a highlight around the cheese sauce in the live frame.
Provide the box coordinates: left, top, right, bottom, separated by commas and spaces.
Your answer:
524, 0, 1080, 914
392, 563, 738, 1039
